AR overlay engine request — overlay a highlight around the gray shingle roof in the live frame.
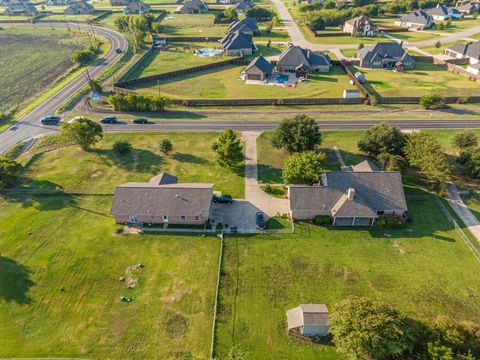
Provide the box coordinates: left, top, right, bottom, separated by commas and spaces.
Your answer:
358, 42, 413, 64
400, 10, 432, 25
426, 4, 450, 16
447, 41, 480, 59
235, 1, 253, 12
351, 160, 380, 172
288, 168, 407, 217
277, 45, 330, 68
229, 17, 258, 33
110, 174, 213, 218
220, 31, 252, 50
287, 304, 329, 330
245, 55, 274, 73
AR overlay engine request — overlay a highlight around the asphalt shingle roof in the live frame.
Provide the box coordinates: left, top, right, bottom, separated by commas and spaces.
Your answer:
287, 304, 329, 330
229, 17, 258, 33
399, 10, 432, 25
220, 31, 252, 50
277, 45, 330, 68
245, 55, 274, 73
357, 42, 413, 64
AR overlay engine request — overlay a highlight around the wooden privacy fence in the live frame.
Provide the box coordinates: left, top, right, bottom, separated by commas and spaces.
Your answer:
155, 36, 223, 42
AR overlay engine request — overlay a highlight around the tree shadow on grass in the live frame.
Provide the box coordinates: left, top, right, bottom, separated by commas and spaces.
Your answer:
91, 148, 166, 174
0, 256, 34, 305
173, 152, 210, 165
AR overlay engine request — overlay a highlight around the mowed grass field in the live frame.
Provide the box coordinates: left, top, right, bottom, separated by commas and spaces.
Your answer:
351, 62, 480, 97
214, 198, 480, 359
160, 14, 228, 37
0, 195, 220, 358
132, 65, 357, 99
0, 29, 85, 110
127, 43, 234, 79
16, 132, 245, 198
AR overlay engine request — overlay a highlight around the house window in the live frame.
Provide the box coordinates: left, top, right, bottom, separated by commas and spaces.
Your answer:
194, 216, 200, 221
377, 211, 384, 215
180, 216, 186, 221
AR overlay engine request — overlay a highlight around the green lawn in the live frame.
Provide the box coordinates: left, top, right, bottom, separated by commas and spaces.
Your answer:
0, 195, 220, 358
420, 40, 468, 55
132, 65, 357, 99
160, 14, 228, 37
127, 43, 234, 79
214, 197, 480, 359
350, 62, 480, 97
16, 132, 245, 198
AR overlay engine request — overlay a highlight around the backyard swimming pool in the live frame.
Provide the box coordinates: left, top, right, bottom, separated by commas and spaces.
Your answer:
195, 48, 221, 57
276, 74, 290, 84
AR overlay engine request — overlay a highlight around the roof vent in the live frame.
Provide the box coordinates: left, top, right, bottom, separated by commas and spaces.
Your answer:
347, 188, 355, 201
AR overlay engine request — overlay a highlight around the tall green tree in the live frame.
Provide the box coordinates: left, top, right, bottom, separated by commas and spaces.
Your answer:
330, 296, 415, 360
357, 122, 405, 157
0, 156, 22, 189
282, 151, 326, 184
212, 129, 243, 168
272, 115, 322, 154
60, 118, 103, 151
404, 131, 452, 187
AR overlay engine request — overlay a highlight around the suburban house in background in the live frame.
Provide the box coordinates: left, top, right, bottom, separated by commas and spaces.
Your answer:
46, 0, 69, 5
343, 15, 378, 37
64, 1, 95, 15
445, 41, 480, 64
229, 17, 259, 35
455, 1, 479, 14
220, 31, 253, 56
244, 55, 274, 81
395, 10, 434, 29
123, 1, 151, 14
110, 173, 213, 225
287, 304, 329, 337
3, 1, 38, 16
426, 4, 453, 20
287, 160, 408, 226
110, 0, 132, 6
276, 44, 331, 74
357, 42, 415, 70
174, 0, 208, 14
467, 63, 480, 76
234, 0, 253, 13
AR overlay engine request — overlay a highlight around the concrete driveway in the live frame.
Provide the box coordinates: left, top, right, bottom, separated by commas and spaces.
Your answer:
210, 201, 261, 233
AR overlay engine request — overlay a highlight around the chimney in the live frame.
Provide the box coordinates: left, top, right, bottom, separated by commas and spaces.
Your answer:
347, 188, 355, 201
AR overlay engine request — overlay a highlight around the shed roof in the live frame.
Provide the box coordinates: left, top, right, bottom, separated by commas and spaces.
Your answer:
287, 304, 329, 330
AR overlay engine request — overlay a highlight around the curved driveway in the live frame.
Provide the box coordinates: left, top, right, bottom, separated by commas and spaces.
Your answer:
0, 23, 128, 154
270, 0, 480, 50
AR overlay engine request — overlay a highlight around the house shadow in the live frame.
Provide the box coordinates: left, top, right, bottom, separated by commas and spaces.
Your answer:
173, 152, 210, 165
91, 148, 165, 174
0, 257, 34, 305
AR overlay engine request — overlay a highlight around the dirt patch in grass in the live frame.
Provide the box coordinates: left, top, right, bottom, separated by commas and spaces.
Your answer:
165, 312, 189, 338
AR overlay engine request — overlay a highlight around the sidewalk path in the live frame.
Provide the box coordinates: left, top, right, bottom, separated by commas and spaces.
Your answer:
446, 183, 480, 244
243, 131, 290, 217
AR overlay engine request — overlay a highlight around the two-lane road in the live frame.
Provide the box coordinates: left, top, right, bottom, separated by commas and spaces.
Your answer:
0, 23, 128, 154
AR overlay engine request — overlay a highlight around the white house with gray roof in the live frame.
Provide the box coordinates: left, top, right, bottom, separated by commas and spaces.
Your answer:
64, 1, 94, 14
455, 1, 479, 14
287, 304, 329, 337
174, 0, 208, 14
123, 1, 151, 14
445, 41, 480, 64
276, 44, 331, 74
287, 160, 408, 226
3, 1, 37, 16
110, 173, 213, 225
357, 42, 415, 70
395, 10, 433, 29
426, 4, 452, 20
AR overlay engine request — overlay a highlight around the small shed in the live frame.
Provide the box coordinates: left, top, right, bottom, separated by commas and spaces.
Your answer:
343, 89, 361, 98
286, 304, 329, 337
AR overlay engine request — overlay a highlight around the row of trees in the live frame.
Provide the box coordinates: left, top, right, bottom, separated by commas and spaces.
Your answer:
114, 14, 159, 53
330, 296, 480, 359
302, 4, 379, 30
108, 94, 171, 112
358, 122, 452, 188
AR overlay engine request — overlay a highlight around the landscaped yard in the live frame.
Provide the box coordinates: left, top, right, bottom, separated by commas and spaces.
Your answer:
132, 65, 357, 99
15, 132, 245, 198
350, 62, 480, 97
160, 14, 228, 37
214, 197, 480, 359
0, 28, 87, 111
0, 194, 220, 358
